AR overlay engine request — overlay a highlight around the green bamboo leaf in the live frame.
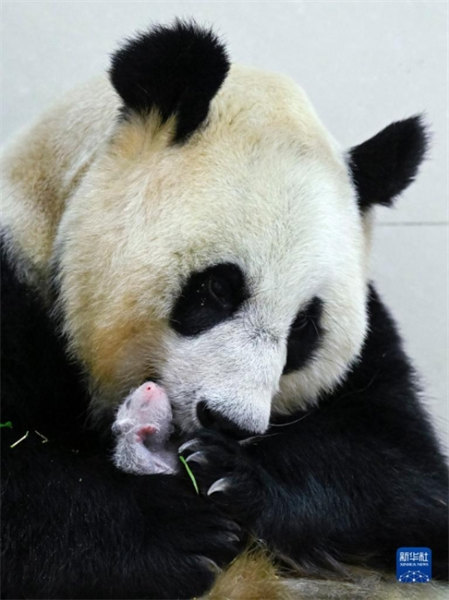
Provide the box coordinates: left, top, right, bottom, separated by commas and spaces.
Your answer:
179, 455, 199, 495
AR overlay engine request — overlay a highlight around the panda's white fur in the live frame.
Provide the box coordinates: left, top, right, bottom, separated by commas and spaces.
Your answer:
1, 77, 119, 285
3, 66, 369, 435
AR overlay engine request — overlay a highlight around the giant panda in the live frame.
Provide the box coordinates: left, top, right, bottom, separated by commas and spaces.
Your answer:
1, 21, 447, 600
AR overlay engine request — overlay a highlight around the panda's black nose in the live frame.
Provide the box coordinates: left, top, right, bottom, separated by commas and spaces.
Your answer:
196, 401, 251, 440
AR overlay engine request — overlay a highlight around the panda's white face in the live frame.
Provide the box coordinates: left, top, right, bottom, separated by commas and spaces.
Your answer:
56, 65, 368, 434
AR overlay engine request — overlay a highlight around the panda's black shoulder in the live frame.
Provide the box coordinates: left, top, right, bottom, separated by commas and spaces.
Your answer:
350, 284, 416, 396
319, 285, 445, 459
1, 243, 92, 443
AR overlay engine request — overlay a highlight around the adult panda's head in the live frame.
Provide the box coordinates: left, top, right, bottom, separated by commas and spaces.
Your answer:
51, 21, 427, 435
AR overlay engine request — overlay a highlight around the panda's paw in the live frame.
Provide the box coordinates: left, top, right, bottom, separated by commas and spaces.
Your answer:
161, 506, 245, 597
179, 429, 262, 522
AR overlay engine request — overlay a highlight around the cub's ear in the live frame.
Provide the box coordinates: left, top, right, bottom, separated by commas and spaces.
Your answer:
348, 116, 428, 210
109, 20, 229, 142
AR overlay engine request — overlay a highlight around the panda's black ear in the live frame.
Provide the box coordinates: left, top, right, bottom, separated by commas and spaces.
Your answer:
348, 116, 428, 210
109, 20, 229, 142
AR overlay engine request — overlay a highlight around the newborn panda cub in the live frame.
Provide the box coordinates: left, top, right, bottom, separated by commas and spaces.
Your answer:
112, 382, 178, 475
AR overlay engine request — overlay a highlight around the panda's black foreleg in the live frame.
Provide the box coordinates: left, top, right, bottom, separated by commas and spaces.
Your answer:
1, 438, 245, 599
180, 423, 448, 580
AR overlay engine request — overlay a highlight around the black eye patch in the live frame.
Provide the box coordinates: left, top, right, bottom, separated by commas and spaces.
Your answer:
283, 297, 323, 375
170, 263, 248, 336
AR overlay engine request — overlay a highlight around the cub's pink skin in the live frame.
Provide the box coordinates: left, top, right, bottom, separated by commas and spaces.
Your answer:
112, 382, 178, 475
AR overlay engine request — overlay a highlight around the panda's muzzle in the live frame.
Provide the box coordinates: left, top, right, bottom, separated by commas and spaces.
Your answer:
196, 401, 254, 440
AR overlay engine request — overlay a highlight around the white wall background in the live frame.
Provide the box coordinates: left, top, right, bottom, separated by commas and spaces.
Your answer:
1, 1, 447, 447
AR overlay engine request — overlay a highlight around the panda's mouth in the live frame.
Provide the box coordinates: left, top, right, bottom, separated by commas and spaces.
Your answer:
168, 397, 257, 443
195, 401, 257, 440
